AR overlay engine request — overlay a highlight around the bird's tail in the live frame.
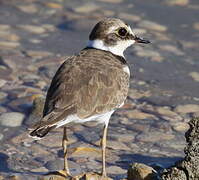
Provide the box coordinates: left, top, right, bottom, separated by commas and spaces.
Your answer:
29, 125, 56, 139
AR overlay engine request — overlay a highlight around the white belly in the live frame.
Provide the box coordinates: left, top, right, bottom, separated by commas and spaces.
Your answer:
56, 110, 114, 128
123, 65, 130, 75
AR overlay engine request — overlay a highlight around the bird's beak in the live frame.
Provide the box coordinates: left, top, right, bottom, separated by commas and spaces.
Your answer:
134, 36, 150, 44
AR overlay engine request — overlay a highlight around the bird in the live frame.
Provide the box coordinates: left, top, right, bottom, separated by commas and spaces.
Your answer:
29, 18, 150, 178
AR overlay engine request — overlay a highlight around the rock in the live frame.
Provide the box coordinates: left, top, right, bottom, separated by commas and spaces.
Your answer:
0, 41, 20, 48
17, 25, 46, 34
161, 117, 199, 180
74, 4, 99, 13
17, 4, 38, 14
193, 22, 199, 31
155, 106, 182, 121
70, 147, 101, 158
136, 132, 175, 142
0, 32, 20, 42
97, 0, 123, 3
171, 122, 189, 132
158, 45, 184, 56
138, 20, 167, 32
0, 112, 25, 127
0, 133, 3, 141
174, 104, 199, 114
40, 171, 111, 180
127, 163, 157, 180
126, 109, 156, 120
45, 2, 62, 9
189, 72, 199, 82
31, 166, 48, 173
165, 0, 189, 6
106, 166, 126, 174
0, 92, 7, 100
107, 140, 131, 151
6, 175, 21, 180
134, 47, 164, 62
0, 24, 10, 31
118, 13, 141, 22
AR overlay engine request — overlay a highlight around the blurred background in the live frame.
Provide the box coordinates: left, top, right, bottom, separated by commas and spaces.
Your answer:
0, 0, 199, 179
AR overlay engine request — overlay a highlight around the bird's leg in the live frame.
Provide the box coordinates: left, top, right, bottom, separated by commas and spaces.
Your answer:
62, 127, 70, 176
101, 124, 108, 177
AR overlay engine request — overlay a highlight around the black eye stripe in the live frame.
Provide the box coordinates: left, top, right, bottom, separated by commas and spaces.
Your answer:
118, 28, 127, 37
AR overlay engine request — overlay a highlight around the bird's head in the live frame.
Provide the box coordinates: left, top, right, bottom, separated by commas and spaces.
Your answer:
87, 18, 150, 57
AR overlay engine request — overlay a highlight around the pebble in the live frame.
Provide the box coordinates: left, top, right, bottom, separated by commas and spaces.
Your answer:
138, 20, 167, 32
134, 47, 163, 62
126, 109, 156, 120
193, 22, 199, 31
127, 163, 156, 180
0, 92, 7, 100
189, 72, 199, 82
106, 166, 126, 174
174, 104, 199, 114
107, 140, 131, 151
25, 50, 53, 59
18, 25, 46, 34
0, 112, 25, 127
118, 13, 141, 22
158, 44, 184, 55
0, 41, 20, 48
97, 0, 123, 3
171, 122, 189, 132
0, 133, 3, 141
136, 132, 175, 142
74, 4, 99, 13
17, 4, 38, 14
166, 0, 189, 6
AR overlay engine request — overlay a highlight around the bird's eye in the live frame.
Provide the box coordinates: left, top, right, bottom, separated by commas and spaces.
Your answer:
118, 28, 127, 37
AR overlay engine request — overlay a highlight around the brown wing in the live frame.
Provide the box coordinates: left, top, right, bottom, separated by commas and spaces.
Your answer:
37, 49, 129, 127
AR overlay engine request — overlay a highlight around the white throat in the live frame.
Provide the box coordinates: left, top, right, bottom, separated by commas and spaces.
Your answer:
87, 39, 135, 58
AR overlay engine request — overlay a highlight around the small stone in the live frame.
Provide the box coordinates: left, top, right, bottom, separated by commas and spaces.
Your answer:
174, 104, 199, 114
29, 39, 42, 44
31, 166, 48, 173
126, 109, 156, 120
0, 133, 3, 141
193, 23, 199, 31
70, 147, 101, 157
106, 166, 126, 174
133, 28, 147, 35
136, 132, 175, 142
0, 112, 25, 127
172, 122, 189, 132
166, 0, 189, 6
134, 47, 163, 62
138, 20, 167, 32
0, 79, 6, 87
97, 0, 123, 3
118, 13, 141, 22
18, 25, 46, 34
0, 24, 10, 31
74, 4, 99, 13
45, 2, 62, 9
17, 4, 38, 14
0, 41, 20, 48
107, 140, 131, 150
25, 50, 53, 59
159, 45, 184, 55
127, 163, 157, 180
189, 72, 199, 82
